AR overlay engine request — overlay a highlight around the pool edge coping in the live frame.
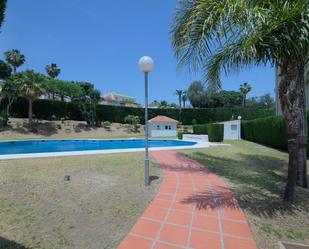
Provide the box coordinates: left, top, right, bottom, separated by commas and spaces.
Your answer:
0, 140, 230, 160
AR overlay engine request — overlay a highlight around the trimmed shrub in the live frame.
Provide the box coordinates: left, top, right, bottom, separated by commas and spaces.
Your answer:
0, 110, 8, 129
241, 115, 287, 150
208, 124, 224, 142
193, 124, 209, 134
177, 132, 183, 140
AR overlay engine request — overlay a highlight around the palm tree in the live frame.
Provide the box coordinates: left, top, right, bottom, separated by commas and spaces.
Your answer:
171, 0, 309, 202
18, 70, 46, 124
0, 0, 7, 30
175, 89, 184, 121
182, 91, 187, 108
45, 63, 61, 79
4, 49, 25, 73
239, 83, 252, 107
45, 63, 61, 99
175, 90, 183, 108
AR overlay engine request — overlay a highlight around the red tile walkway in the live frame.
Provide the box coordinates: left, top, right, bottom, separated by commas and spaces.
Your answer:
117, 150, 258, 249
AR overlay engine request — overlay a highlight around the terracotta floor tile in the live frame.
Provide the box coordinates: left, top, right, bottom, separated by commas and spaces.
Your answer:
172, 202, 194, 212
117, 151, 257, 249
190, 229, 221, 249
166, 210, 192, 226
153, 242, 181, 249
221, 208, 246, 221
131, 219, 161, 238
222, 219, 253, 238
224, 236, 258, 249
159, 224, 189, 246
156, 193, 174, 201
143, 206, 168, 221
195, 207, 218, 217
151, 198, 172, 208
117, 235, 152, 249
192, 215, 219, 232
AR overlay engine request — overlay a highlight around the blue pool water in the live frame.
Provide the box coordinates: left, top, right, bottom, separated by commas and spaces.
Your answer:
0, 139, 197, 155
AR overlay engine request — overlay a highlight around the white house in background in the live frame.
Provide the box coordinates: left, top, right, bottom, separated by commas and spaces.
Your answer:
149, 115, 178, 137
100, 92, 140, 107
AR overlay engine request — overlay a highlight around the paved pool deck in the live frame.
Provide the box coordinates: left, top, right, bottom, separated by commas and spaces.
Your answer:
117, 150, 257, 249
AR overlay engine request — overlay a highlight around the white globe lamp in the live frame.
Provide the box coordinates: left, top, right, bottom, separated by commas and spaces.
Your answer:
138, 56, 154, 73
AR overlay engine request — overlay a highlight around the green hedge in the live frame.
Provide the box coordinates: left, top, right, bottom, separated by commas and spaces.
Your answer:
2, 97, 275, 125
208, 124, 224, 142
193, 124, 209, 134
241, 115, 288, 150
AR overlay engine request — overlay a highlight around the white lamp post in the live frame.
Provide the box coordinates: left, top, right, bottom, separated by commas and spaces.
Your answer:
138, 56, 154, 186
237, 116, 242, 140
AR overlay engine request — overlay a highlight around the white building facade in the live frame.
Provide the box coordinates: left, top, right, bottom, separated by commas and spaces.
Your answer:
148, 116, 178, 137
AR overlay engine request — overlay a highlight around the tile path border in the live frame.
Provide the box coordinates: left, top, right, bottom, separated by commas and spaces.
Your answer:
117, 150, 257, 249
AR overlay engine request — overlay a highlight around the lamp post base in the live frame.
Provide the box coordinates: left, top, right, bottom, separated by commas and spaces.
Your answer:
144, 158, 149, 186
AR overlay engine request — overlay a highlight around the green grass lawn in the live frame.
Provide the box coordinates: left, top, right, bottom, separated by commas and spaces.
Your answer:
181, 141, 309, 249
0, 153, 160, 249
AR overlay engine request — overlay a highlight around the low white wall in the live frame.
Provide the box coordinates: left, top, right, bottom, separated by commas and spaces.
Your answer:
183, 134, 209, 142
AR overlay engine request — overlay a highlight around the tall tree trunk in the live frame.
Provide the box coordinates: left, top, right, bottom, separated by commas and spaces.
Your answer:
13, 66, 16, 73
278, 61, 308, 203
6, 98, 13, 116
243, 94, 246, 107
179, 96, 182, 121
28, 99, 33, 124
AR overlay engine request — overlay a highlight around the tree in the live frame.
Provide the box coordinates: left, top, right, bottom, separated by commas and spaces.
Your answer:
18, 70, 46, 124
171, 0, 309, 202
1, 75, 21, 116
72, 82, 101, 127
0, 60, 11, 79
259, 94, 275, 109
0, 0, 7, 30
175, 90, 184, 108
4, 49, 26, 73
45, 63, 61, 99
45, 63, 60, 79
175, 89, 184, 120
182, 91, 187, 108
239, 83, 252, 107
187, 81, 204, 108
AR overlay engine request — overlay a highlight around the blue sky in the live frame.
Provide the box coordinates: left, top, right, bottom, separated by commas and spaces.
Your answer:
0, 0, 275, 104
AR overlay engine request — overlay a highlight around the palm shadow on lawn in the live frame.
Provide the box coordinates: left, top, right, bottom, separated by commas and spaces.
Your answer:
0, 237, 29, 249
179, 151, 309, 217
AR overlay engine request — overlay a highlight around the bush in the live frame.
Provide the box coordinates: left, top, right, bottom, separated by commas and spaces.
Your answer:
193, 124, 209, 134
241, 115, 287, 150
103, 121, 111, 129
124, 115, 140, 132
177, 132, 183, 140
208, 123, 224, 142
192, 119, 197, 125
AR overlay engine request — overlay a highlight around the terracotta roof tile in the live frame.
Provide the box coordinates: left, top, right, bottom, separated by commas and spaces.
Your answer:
149, 115, 178, 123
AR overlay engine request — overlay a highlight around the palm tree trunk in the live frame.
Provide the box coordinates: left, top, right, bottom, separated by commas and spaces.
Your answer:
13, 66, 16, 73
278, 61, 308, 203
28, 99, 33, 124
179, 96, 182, 121
243, 94, 246, 107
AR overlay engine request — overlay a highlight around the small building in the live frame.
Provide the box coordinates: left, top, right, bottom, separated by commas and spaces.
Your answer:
148, 116, 178, 137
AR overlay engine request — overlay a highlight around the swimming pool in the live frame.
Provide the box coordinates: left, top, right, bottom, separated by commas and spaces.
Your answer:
0, 139, 197, 156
